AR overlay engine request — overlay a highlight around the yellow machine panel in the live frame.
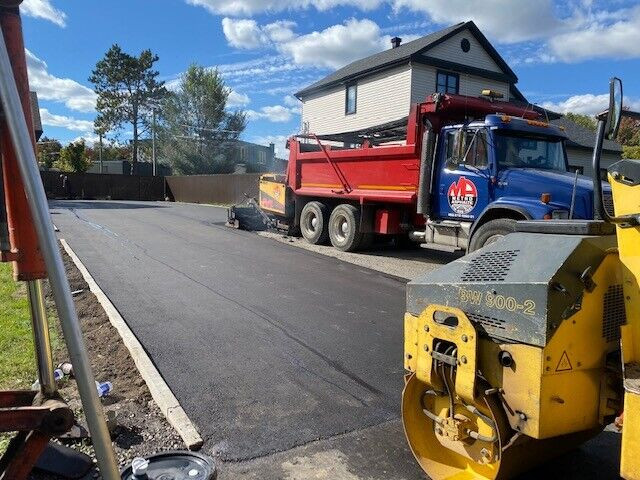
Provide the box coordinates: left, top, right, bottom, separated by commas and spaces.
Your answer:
259, 174, 288, 215
609, 166, 640, 480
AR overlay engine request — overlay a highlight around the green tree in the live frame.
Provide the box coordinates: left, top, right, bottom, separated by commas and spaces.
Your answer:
616, 116, 640, 147
565, 112, 597, 131
89, 44, 166, 164
623, 145, 640, 159
158, 64, 246, 174
36, 136, 62, 170
55, 140, 90, 173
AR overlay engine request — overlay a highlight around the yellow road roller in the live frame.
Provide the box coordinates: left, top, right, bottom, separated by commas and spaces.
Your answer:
402, 78, 640, 479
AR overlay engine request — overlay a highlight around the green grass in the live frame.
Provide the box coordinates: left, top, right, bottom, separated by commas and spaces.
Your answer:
0, 263, 60, 390
0, 263, 63, 453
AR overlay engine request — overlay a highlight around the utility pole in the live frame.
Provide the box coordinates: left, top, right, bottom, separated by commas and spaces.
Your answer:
152, 107, 157, 176
98, 131, 103, 174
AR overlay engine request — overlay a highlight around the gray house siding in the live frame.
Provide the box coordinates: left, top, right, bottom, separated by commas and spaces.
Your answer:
410, 63, 509, 104
566, 147, 620, 176
301, 64, 412, 135
426, 30, 502, 73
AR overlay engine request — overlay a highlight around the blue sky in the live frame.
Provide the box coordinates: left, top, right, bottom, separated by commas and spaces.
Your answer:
22, 0, 640, 157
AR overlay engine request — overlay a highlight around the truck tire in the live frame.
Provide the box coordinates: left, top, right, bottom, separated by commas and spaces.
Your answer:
468, 218, 516, 253
329, 204, 364, 252
300, 201, 329, 244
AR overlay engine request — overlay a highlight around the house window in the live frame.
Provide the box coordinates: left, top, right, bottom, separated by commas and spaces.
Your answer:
345, 83, 357, 115
436, 71, 459, 94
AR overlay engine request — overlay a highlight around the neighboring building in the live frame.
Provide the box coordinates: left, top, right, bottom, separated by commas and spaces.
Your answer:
233, 140, 284, 173
551, 117, 622, 176
295, 20, 621, 174
86, 160, 172, 176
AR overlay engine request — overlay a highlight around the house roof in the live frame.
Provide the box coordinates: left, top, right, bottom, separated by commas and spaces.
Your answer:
295, 21, 517, 98
551, 117, 622, 154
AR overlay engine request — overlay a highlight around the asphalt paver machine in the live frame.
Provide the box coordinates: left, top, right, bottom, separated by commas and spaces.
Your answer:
401, 77, 640, 479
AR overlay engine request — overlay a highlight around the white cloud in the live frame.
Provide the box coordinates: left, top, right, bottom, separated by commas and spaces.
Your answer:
283, 95, 299, 107
39, 108, 94, 132
222, 18, 296, 48
228, 90, 250, 106
71, 133, 100, 146
391, 0, 562, 43
547, 6, 640, 62
222, 18, 264, 48
187, 0, 381, 16
21, 0, 66, 27
278, 18, 387, 69
541, 93, 640, 116
26, 49, 96, 112
246, 105, 298, 122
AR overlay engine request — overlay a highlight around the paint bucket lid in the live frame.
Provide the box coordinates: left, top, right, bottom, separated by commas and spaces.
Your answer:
120, 451, 216, 480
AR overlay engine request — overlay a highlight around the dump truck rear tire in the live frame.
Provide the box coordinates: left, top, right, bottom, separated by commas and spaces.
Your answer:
329, 204, 363, 252
468, 218, 516, 253
300, 201, 329, 245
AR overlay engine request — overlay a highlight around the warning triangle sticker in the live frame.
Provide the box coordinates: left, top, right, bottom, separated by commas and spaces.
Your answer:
556, 351, 573, 372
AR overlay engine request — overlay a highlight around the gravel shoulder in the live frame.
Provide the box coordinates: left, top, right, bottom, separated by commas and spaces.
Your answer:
257, 231, 460, 280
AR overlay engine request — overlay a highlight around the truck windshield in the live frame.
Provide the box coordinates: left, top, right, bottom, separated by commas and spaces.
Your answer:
495, 132, 566, 171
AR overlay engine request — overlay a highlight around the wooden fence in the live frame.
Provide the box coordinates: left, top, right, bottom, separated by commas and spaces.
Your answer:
165, 174, 261, 205
41, 171, 165, 201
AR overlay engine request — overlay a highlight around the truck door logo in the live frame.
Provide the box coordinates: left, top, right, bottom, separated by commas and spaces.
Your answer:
447, 176, 478, 215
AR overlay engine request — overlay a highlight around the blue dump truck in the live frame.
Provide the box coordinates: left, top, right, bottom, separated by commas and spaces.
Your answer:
247, 93, 611, 253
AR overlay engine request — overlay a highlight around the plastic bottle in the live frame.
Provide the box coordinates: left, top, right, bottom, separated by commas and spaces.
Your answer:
95, 380, 113, 398
31, 368, 64, 390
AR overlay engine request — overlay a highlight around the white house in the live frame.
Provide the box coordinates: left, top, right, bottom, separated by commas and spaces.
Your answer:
295, 21, 621, 174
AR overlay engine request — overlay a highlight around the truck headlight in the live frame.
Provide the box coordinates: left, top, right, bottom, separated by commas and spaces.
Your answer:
551, 210, 569, 219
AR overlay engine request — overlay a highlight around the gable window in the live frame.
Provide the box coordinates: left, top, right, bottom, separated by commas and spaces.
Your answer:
345, 82, 357, 115
436, 71, 459, 94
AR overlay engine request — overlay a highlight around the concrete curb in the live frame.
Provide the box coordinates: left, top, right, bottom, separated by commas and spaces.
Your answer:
60, 238, 204, 450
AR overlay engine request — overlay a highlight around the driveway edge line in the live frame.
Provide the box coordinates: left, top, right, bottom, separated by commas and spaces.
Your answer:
60, 238, 204, 450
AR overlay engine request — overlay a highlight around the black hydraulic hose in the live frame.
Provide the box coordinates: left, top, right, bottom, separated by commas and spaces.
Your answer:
416, 119, 434, 215
592, 120, 607, 221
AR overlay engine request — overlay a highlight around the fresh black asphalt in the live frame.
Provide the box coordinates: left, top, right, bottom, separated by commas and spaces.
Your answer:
51, 200, 407, 461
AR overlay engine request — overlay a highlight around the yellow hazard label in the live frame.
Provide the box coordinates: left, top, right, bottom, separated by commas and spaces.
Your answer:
556, 351, 573, 372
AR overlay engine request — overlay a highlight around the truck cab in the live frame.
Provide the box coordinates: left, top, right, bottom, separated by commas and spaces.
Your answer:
426, 114, 610, 251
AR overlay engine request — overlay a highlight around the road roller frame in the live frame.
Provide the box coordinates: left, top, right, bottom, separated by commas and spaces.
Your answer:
401, 78, 640, 480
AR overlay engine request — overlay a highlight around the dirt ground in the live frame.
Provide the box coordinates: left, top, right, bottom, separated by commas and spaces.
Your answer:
32, 247, 183, 478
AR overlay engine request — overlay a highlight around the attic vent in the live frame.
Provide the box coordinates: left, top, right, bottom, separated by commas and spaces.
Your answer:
461, 250, 520, 282
467, 313, 506, 330
602, 284, 626, 342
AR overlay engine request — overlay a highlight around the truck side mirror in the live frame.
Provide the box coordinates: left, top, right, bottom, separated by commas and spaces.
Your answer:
606, 77, 623, 140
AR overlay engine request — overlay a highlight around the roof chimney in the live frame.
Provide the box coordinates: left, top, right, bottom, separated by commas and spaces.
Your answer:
391, 36, 402, 49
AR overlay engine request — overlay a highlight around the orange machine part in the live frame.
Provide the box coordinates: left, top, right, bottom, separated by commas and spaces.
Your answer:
0, 6, 46, 280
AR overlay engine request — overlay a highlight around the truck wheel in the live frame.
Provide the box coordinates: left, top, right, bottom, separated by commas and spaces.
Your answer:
468, 219, 516, 253
329, 204, 363, 252
300, 201, 329, 244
